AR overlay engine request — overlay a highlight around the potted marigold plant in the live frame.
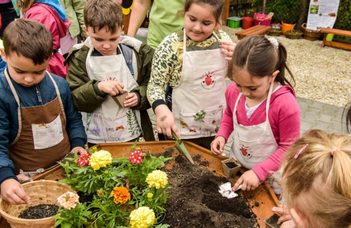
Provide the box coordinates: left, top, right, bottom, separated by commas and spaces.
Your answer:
56, 146, 171, 227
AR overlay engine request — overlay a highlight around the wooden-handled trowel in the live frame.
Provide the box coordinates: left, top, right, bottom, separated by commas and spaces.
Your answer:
172, 130, 194, 164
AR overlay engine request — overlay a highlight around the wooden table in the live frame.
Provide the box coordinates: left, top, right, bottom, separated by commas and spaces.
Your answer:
235, 25, 271, 40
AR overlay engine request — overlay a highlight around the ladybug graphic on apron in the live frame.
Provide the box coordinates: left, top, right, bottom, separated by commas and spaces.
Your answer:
240, 145, 252, 159
201, 71, 216, 89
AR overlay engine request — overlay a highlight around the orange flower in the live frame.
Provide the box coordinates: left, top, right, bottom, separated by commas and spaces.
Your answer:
110, 186, 131, 204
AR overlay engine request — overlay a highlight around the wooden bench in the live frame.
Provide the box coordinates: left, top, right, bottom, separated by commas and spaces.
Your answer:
235, 25, 271, 40
320, 28, 351, 51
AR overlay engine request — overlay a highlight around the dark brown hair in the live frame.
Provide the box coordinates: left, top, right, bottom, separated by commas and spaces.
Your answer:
232, 35, 295, 88
3, 19, 53, 65
184, 0, 224, 22
84, 0, 123, 34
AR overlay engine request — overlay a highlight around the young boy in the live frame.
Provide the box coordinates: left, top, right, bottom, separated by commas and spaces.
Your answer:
66, 0, 154, 144
0, 19, 87, 204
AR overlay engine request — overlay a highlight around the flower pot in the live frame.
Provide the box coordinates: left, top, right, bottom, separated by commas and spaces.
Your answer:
269, 28, 283, 36
242, 16, 253, 29
253, 12, 272, 26
0, 180, 74, 228
301, 23, 322, 41
326, 34, 334, 42
281, 22, 295, 33
284, 30, 303, 39
221, 158, 241, 178
227, 16, 242, 28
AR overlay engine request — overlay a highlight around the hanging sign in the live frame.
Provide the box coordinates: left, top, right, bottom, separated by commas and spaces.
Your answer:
306, 0, 340, 30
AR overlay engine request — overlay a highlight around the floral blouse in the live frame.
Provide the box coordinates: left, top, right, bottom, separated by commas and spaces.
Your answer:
147, 29, 232, 109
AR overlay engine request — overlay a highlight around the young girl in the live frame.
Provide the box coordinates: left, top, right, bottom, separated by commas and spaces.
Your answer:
211, 35, 300, 193
275, 129, 351, 228
16, 0, 70, 78
147, 0, 235, 149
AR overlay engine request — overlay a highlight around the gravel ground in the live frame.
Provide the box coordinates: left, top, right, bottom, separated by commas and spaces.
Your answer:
224, 27, 351, 107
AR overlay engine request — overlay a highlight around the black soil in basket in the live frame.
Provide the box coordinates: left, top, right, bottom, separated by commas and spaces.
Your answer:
19, 204, 59, 219
162, 149, 257, 228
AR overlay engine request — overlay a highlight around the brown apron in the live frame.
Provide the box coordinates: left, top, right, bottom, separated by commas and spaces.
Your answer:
5, 71, 71, 174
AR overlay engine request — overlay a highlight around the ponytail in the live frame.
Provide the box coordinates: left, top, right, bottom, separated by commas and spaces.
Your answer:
275, 44, 295, 88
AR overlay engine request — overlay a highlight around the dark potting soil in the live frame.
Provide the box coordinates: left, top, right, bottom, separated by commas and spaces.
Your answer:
162, 149, 257, 228
225, 161, 238, 168
18, 204, 59, 219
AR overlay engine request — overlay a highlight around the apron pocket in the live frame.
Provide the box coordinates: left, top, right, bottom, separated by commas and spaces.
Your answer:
87, 111, 141, 142
179, 105, 224, 137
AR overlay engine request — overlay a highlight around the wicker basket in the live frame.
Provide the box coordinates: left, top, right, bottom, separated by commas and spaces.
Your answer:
0, 180, 73, 228
301, 23, 322, 41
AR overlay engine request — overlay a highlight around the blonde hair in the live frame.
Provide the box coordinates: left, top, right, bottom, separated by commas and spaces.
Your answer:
281, 129, 351, 228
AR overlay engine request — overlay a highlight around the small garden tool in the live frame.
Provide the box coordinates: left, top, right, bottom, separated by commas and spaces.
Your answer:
172, 130, 194, 165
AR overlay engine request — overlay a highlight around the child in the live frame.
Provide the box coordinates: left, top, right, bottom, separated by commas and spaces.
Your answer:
147, 0, 235, 149
59, 0, 86, 53
16, 0, 70, 78
66, 0, 155, 144
275, 129, 351, 228
0, 19, 87, 204
211, 35, 300, 193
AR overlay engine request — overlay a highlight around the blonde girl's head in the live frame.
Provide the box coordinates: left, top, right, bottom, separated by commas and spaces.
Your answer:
281, 129, 351, 228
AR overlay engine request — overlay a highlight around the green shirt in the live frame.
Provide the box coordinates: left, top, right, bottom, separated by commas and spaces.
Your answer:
147, 0, 185, 49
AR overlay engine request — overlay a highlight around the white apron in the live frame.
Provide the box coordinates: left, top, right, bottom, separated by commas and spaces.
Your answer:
172, 31, 227, 139
231, 83, 281, 194
84, 40, 141, 143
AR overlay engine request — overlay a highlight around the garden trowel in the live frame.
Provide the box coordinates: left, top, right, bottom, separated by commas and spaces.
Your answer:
172, 130, 194, 165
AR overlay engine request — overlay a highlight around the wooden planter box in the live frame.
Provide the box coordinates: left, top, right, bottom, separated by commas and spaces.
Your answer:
33, 141, 279, 228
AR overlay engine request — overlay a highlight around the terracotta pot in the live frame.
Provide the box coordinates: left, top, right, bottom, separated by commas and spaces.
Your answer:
281, 22, 295, 33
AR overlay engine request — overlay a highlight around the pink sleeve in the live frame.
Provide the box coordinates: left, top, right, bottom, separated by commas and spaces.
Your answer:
25, 7, 60, 48
215, 83, 238, 141
252, 93, 300, 182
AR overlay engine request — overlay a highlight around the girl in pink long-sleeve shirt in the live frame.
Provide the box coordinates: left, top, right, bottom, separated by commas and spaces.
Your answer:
211, 35, 300, 194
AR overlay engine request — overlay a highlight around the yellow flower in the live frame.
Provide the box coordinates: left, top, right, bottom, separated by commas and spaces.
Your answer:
129, 206, 156, 228
110, 186, 131, 204
145, 170, 168, 189
97, 188, 104, 197
147, 192, 153, 200
89, 150, 112, 170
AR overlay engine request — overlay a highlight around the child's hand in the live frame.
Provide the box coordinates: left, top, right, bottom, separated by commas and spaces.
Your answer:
232, 170, 260, 191
211, 136, 225, 155
272, 205, 292, 225
155, 104, 178, 138
1, 178, 31, 204
98, 80, 124, 96
123, 92, 138, 108
220, 40, 236, 61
